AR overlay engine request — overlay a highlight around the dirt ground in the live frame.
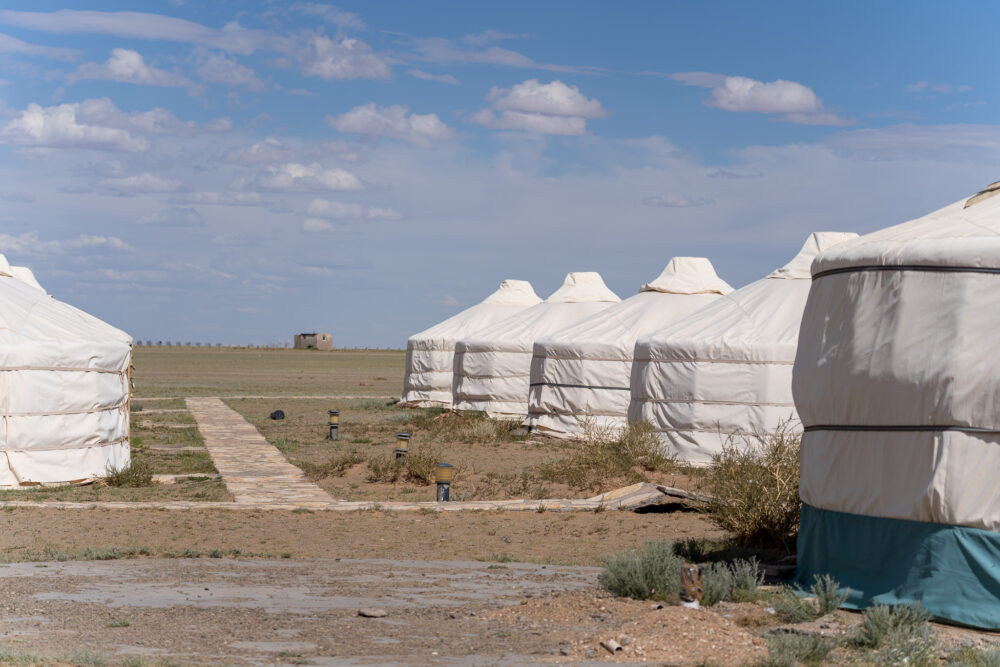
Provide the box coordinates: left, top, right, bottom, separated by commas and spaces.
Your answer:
0, 505, 722, 565
3, 557, 996, 666
131, 347, 404, 398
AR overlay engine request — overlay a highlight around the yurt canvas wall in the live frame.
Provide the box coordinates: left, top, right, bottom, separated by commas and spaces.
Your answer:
628, 232, 857, 464
526, 257, 732, 439
400, 279, 541, 408
453, 272, 620, 418
794, 184, 1000, 629
0, 256, 133, 487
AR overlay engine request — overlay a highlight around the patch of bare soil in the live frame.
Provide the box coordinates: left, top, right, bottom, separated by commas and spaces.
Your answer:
482, 592, 767, 664
0, 505, 722, 565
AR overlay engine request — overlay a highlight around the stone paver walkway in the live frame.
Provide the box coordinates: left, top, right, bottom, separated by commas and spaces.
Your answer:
186, 397, 336, 507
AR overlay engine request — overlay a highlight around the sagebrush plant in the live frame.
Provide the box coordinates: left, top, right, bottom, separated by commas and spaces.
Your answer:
539, 421, 675, 492
763, 632, 834, 667
599, 539, 683, 603
853, 602, 934, 656
947, 646, 1000, 666
705, 418, 801, 548
774, 575, 848, 623
406, 410, 523, 445
700, 558, 762, 606
101, 458, 153, 487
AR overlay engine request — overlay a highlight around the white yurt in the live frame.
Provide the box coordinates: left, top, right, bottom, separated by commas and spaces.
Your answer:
0, 256, 133, 487
794, 183, 1000, 629
453, 272, 620, 418
400, 279, 542, 408
11, 266, 44, 292
628, 232, 857, 464
526, 257, 733, 438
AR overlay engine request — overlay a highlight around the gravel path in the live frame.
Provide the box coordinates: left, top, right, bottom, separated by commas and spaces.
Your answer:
0, 557, 608, 665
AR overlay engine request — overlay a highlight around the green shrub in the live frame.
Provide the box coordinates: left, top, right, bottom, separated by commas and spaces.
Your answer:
853, 602, 933, 652
705, 418, 801, 548
762, 632, 834, 667
101, 458, 153, 487
701, 558, 762, 606
773, 575, 847, 623
599, 539, 683, 603
812, 574, 848, 616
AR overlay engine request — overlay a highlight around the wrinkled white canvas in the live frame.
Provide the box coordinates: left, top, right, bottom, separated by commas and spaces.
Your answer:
400, 280, 541, 407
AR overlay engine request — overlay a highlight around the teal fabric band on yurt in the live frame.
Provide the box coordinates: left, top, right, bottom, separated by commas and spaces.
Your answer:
796, 503, 1000, 629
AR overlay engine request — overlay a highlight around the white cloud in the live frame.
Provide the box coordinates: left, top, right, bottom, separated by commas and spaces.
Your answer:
307, 198, 401, 220
223, 137, 298, 164
0, 32, 79, 61
461, 30, 529, 46
642, 194, 715, 208
471, 79, 607, 135
99, 173, 182, 195
300, 35, 390, 81
0, 99, 149, 151
234, 162, 363, 192
302, 218, 332, 232
138, 206, 205, 226
196, 51, 265, 91
0, 9, 291, 56
671, 71, 850, 126
412, 37, 599, 75
488, 78, 607, 118
290, 3, 365, 30
326, 103, 455, 148
68, 48, 190, 86
407, 69, 459, 85
204, 117, 233, 132
168, 191, 273, 207
0, 231, 133, 255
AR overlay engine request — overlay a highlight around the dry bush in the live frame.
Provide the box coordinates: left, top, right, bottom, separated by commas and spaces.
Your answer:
366, 447, 444, 485
465, 471, 553, 500
538, 421, 674, 492
704, 419, 801, 548
408, 410, 523, 445
101, 459, 153, 487
301, 450, 366, 480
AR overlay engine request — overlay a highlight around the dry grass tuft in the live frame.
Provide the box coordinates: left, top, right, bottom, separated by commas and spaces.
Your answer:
101, 459, 153, 488
538, 421, 674, 492
301, 450, 366, 480
704, 418, 801, 548
366, 447, 444, 485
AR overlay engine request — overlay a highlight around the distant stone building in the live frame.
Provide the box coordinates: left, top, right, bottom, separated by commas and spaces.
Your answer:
294, 333, 333, 350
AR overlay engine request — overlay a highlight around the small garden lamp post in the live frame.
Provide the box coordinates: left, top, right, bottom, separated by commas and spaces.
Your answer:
435, 463, 454, 502
327, 410, 340, 441
394, 432, 410, 460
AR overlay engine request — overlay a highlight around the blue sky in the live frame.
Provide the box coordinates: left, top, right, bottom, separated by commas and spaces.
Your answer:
0, 1, 996, 346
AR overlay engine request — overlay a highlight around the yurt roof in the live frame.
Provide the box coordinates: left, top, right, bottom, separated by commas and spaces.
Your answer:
813, 184, 1000, 275
537, 258, 731, 354
639, 232, 858, 361
459, 272, 620, 352
407, 279, 541, 350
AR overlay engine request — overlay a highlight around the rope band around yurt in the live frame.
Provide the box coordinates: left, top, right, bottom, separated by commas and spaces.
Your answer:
813, 265, 1000, 280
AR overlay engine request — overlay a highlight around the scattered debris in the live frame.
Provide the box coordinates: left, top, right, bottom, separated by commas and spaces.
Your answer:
357, 608, 388, 618
601, 639, 623, 653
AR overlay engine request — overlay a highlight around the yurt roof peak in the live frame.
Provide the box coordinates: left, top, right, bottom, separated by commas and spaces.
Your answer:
480, 279, 542, 306
544, 272, 620, 304
639, 257, 733, 295
767, 231, 860, 280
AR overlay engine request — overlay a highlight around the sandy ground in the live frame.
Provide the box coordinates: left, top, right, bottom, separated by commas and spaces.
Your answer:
0, 504, 722, 565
